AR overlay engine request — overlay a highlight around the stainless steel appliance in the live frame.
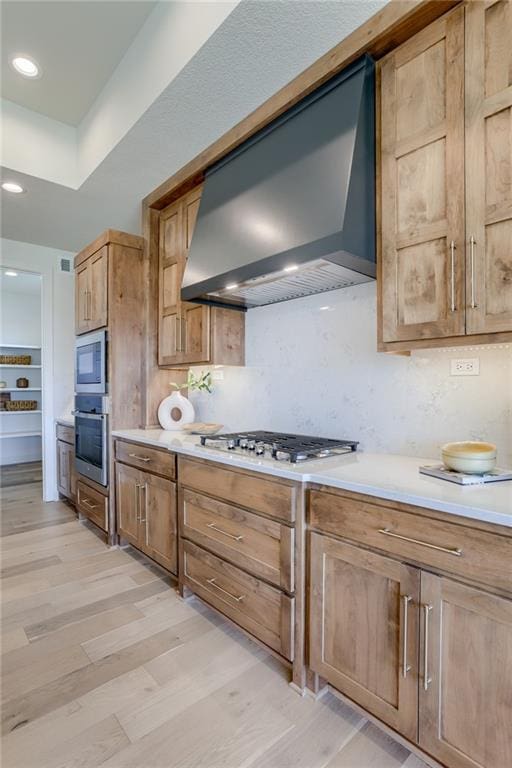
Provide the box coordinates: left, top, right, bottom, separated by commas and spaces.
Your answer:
200, 431, 358, 463
75, 330, 107, 394
74, 394, 109, 486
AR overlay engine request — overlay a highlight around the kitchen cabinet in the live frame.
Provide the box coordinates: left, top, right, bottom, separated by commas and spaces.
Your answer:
419, 573, 512, 768
379, 3, 512, 350
309, 532, 420, 740
115, 440, 177, 574
56, 424, 76, 503
75, 245, 108, 334
308, 486, 512, 768
158, 186, 244, 368
76, 479, 108, 531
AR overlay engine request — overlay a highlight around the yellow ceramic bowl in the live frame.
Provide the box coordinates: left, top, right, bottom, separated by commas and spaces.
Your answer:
441, 441, 497, 474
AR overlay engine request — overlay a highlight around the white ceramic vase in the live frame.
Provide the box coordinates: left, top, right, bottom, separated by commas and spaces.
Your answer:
157, 391, 195, 431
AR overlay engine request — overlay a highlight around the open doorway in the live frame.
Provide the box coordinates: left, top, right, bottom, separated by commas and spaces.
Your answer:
0, 268, 43, 493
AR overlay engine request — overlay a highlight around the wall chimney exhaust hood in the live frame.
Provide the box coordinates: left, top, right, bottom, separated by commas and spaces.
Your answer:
182, 55, 375, 310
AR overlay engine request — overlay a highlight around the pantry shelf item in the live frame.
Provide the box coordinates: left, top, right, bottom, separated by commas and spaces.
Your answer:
4, 400, 38, 412
16, 377, 29, 388
0, 354, 31, 365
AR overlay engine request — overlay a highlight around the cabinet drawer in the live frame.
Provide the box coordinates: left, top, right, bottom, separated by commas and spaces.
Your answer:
179, 457, 296, 523
181, 489, 294, 591
309, 490, 512, 593
115, 440, 175, 479
182, 539, 294, 660
77, 481, 108, 531
56, 424, 74, 445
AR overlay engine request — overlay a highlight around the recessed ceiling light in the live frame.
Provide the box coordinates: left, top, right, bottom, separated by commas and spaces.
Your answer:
11, 55, 40, 78
284, 265, 298, 273
1, 182, 25, 194
225, 283, 238, 291
4, 271, 18, 277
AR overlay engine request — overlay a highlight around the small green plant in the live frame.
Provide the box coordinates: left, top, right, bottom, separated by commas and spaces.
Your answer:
169, 370, 213, 394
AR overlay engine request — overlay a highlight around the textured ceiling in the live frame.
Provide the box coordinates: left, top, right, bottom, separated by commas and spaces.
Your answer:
1, 0, 155, 125
1, 0, 387, 253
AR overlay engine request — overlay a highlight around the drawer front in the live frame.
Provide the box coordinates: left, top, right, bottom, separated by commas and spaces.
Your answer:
182, 539, 294, 660
77, 481, 108, 531
115, 440, 176, 479
179, 457, 295, 523
56, 424, 74, 445
181, 489, 294, 592
309, 490, 512, 593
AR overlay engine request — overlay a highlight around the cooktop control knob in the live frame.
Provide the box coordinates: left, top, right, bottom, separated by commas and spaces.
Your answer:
227, 439, 236, 450
247, 440, 256, 451
255, 442, 265, 455
239, 438, 248, 449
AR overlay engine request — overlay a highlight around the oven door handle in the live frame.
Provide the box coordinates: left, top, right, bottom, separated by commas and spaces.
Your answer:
75, 412, 107, 420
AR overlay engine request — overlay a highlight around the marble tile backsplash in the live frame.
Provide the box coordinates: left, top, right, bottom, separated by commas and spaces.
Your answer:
189, 282, 512, 464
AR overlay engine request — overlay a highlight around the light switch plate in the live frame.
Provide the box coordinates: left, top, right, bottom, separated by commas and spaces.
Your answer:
450, 358, 480, 376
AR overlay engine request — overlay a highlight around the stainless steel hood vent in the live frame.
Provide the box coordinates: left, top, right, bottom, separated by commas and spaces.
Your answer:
182, 55, 375, 310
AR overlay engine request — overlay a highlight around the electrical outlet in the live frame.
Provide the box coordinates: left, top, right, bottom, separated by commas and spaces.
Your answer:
450, 358, 480, 376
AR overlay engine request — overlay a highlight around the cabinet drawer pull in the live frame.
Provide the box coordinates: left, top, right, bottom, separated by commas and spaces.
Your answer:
423, 604, 433, 691
139, 483, 147, 526
402, 595, 412, 678
82, 498, 97, 510
206, 577, 245, 602
378, 528, 462, 556
207, 522, 244, 542
449, 240, 456, 312
128, 453, 152, 463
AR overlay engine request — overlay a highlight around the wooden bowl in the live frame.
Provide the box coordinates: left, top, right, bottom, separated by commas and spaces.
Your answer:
182, 423, 223, 436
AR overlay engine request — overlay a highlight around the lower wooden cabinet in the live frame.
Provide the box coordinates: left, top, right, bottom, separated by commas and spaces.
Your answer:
57, 439, 76, 502
309, 532, 420, 741
76, 480, 108, 531
115, 459, 177, 574
419, 573, 512, 768
309, 527, 512, 768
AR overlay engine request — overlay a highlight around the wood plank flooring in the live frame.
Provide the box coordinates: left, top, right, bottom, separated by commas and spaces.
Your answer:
0, 483, 429, 768
0, 462, 43, 488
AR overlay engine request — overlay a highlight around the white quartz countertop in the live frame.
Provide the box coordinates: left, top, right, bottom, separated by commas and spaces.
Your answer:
56, 415, 74, 427
112, 429, 512, 528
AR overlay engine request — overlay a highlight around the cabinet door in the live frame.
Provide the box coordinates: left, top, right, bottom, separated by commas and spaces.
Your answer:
380, 8, 465, 342
115, 462, 141, 546
68, 445, 76, 501
465, 0, 512, 334
88, 246, 108, 330
57, 440, 71, 497
309, 533, 420, 741
75, 262, 90, 334
140, 472, 177, 574
181, 186, 210, 364
420, 573, 512, 768
159, 200, 183, 366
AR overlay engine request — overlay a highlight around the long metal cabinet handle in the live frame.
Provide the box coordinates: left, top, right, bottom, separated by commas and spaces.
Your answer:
128, 453, 152, 463
207, 522, 244, 542
378, 528, 462, 557
139, 483, 147, 526
206, 577, 245, 602
402, 595, 412, 678
423, 604, 433, 691
450, 240, 456, 312
134, 482, 139, 522
470, 236, 477, 308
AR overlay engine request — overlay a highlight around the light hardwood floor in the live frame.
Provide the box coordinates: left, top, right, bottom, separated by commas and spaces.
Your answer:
1, 483, 428, 768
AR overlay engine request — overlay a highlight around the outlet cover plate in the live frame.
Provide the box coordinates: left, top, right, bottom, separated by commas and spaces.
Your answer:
450, 358, 480, 376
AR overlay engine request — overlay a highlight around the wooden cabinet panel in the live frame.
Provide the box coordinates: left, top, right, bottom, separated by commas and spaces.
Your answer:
380, 8, 465, 343
115, 462, 141, 546
142, 473, 177, 574
179, 457, 296, 523
465, 0, 512, 334
115, 440, 176, 479
309, 532, 420, 741
181, 303, 210, 364
88, 246, 108, 330
181, 489, 294, 591
56, 424, 74, 445
309, 489, 512, 594
159, 200, 183, 366
57, 440, 71, 498
419, 573, 512, 768
76, 480, 108, 531
182, 539, 294, 660
75, 263, 89, 334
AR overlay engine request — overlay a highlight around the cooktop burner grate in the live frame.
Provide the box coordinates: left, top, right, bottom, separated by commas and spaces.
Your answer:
200, 431, 358, 463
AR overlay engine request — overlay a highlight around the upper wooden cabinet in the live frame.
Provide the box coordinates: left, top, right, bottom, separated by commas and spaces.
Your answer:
75, 246, 108, 334
158, 185, 244, 368
379, 3, 512, 350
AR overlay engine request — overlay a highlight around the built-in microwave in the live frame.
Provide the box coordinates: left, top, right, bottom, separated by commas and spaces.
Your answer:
75, 330, 107, 393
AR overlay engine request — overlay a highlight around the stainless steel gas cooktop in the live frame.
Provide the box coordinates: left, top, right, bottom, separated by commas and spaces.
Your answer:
200, 431, 358, 463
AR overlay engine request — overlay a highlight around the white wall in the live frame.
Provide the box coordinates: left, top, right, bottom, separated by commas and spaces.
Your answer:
0, 238, 75, 499
1, 289, 41, 345
190, 283, 512, 465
